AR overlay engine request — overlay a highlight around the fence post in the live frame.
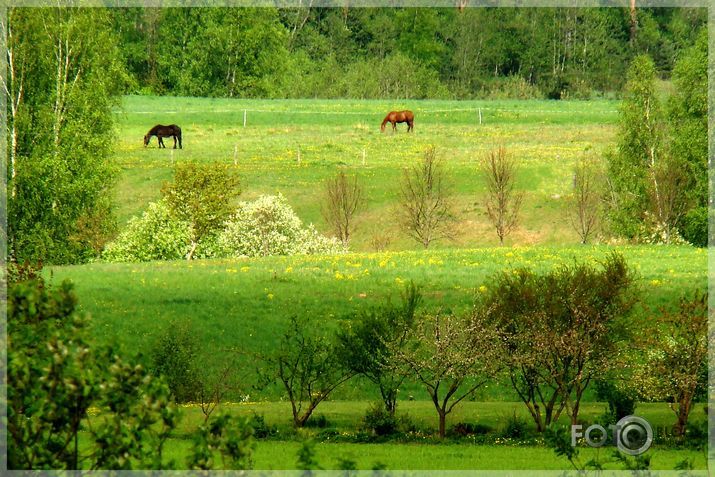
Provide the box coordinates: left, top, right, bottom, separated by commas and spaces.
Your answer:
243, 109, 247, 127
170, 148, 174, 165
478, 108, 482, 125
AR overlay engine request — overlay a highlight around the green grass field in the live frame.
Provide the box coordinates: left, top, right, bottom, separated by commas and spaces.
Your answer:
115, 96, 619, 249
46, 96, 708, 470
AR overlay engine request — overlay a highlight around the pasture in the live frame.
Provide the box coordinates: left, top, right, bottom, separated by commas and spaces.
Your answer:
46, 96, 707, 470
115, 95, 619, 249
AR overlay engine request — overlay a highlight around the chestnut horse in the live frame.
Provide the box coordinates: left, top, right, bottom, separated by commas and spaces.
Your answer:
381, 110, 414, 133
144, 124, 182, 149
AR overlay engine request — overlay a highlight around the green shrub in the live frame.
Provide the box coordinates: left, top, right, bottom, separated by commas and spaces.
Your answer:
103, 199, 191, 262
501, 412, 530, 439
484, 75, 544, 100
363, 403, 398, 436
7, 277, 178, 469
304, 414, 331, 429
679, 206, 708, 247
449, 422, 493, 437
104, 194, 343, 262
593, 379, 637, 423
248, 413, 276, 439
150, 320, 201, 403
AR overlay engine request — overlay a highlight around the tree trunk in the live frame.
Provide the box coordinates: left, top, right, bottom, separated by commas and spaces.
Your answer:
629, 0, 638, 45
438, 409, 447, 438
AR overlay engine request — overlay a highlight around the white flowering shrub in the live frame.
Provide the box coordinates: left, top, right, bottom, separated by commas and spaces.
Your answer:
104, 194, 344, 262
216, 194, 345, 257
634, 212, 689, 245
103, 200, 192, 262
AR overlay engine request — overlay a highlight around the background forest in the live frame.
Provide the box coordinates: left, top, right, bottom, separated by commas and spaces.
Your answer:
115, 7, 706, 99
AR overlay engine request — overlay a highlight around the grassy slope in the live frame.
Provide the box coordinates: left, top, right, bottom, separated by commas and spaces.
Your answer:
51, 245, 706, 401
114, 96, 619, 250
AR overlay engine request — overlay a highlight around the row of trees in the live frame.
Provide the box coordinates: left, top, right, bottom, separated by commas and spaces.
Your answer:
250, 254, 706, 439
111, 7, 705, 99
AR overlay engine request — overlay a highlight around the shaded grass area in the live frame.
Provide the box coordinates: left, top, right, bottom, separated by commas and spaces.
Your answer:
50, 245, 705, 401
114, 96, 619, 250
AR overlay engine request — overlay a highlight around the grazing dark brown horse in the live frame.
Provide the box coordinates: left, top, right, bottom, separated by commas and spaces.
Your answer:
144, 124, 182, 149
381, 110, 414, 133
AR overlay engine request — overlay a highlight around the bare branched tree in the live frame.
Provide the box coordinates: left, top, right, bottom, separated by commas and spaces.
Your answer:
321, 170, 364, 246
397, 147, 457, 248
481, 147, 523, 245
569, 158, 601, 244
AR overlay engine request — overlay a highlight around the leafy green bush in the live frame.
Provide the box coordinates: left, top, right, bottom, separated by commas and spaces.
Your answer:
216, 194, 345, 257
501, 412, 530, 439
103, 199, 191, 262
449, 422, 494, 437
679, 206, 708, 247
363, 402, 398, 436
593, 379, 637, 423
7, 277, 178, 469
484, 75, 544, 100
150, 320, 201, 403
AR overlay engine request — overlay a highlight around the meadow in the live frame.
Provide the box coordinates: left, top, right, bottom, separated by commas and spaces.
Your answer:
46, 96, 707, 470
115, 95, 619, 249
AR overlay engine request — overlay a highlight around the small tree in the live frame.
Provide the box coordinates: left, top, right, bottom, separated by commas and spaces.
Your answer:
482, 253, 636, 431
161, 161, 241, 260
321, 170, 364, 246
150, 320, 201, 403
481, 147, 523, 245
336, 283, 420, 416
569, 157, 601, 244
634, 291, 707, 437
392, 311, 501, 438
259, 316, 353, 427
397, 147, 457, 248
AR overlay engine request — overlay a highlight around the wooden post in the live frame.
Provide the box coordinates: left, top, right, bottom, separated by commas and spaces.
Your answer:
233, 144, 238, 165
243, 109, 247, 127
478, 108, 482, 125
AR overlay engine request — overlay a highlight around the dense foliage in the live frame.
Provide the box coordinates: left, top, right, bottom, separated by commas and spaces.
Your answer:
103, 194, 344, 262
110, 7, 705, 99
5, 9, 127, 264
7, 276, 177, 469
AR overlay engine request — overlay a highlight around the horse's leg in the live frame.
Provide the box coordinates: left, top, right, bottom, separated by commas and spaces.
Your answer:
172, 135, 177, 149
392, 121, 396, 133
178, 134, 182, 149
158, 136, 165, 148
